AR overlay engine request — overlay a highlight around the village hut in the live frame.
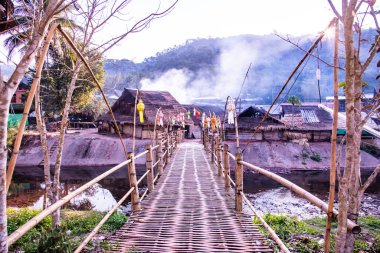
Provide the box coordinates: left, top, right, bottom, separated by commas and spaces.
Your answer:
224, 106, 287, 141
97, 89, 194, 139
280, 104, 333, 141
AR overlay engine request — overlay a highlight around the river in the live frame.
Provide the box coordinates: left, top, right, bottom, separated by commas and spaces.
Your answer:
8, 166, 380, 219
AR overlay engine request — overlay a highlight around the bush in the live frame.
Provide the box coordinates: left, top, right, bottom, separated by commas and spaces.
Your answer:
8, 208, 52, 253
310, 153, 322, 162
63, 210, 127, 235
7, 208, 127, 253
37, 225, 78, 253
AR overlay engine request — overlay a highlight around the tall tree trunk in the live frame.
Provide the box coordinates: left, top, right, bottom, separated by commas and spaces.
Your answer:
0, 69, 9, 252
35, 82, 54, 208
0, 0, 65, 249
335, 1, 357, 251
344, 62, 363, 252
51, 62, 81, 227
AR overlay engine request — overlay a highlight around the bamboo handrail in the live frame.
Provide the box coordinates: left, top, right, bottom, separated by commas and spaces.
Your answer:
152, 144, 159, 150
153, 160, 160, 168
239, 161, 360, 233
8, 158, 132, 245
134, 150, 149, 160
153, 174, 160, 183
241, 193, 291, 253
8, 133, 178, 247
74, 187, 135, 253
136, 170, 150, 186
227, 152, 236, 160
228, 174, 236, 187
140, 188, 149, 201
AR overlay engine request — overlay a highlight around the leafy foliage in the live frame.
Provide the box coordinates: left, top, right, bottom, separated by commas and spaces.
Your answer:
7, 208, 127, 253
36, 225, 78, 253
287, 95, 301, 105
253, 215, 380, 253
38, 47, 105, 117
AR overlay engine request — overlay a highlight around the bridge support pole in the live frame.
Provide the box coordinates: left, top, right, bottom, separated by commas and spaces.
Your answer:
173, 131, 177, 150
158, 135, 164, 175
235, 149, 243, 212
145, 145, 154, 192
217, 136, 222, 176
224, 144, 230, 191
165, 134, 170, 163
127, 152, 141, 212
211, 134, 215, 163
204, 130, 209, 151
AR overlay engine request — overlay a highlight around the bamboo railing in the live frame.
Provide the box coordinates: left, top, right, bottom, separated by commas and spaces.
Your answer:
205, 131, 360, 252
8, 130, 182, 251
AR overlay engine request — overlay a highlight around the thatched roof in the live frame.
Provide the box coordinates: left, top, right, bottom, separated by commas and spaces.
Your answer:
280, 104, 333, 131
226, 106, 286, 131
98, 89, 193, 126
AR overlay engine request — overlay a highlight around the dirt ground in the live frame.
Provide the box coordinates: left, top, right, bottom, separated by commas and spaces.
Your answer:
16, 129, 379, 171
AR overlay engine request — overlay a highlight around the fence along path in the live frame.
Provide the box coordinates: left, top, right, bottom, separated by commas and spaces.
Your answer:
109, 141, 272, 252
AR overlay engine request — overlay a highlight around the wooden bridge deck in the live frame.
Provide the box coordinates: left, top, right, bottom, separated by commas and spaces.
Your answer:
110, 141, 273, 252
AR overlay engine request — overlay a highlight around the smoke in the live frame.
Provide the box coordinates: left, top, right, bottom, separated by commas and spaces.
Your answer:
140, 35, 318, 104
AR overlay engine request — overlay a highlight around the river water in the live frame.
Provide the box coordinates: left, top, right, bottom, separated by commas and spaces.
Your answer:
8, 166, 380, 219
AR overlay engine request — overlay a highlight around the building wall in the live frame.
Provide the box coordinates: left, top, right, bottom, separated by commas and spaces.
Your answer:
225, 129, 332, 142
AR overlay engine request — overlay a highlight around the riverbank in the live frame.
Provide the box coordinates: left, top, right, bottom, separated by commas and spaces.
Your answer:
17, 130, 379, 170
16, 129, 152, 167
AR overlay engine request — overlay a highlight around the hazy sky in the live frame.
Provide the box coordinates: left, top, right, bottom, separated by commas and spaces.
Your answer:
0, 0, 378, 64
103, 0, 339, 62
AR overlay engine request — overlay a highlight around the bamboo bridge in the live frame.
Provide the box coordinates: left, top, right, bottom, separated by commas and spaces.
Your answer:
7, 130, 360, 253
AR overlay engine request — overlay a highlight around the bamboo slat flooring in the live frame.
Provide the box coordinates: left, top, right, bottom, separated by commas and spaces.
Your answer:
109, 141, 273, 253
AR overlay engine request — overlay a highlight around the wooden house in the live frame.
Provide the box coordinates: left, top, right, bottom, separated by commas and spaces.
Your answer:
280, 104, 333, 141
97, 89, 193, 139
224, 106, 287, 141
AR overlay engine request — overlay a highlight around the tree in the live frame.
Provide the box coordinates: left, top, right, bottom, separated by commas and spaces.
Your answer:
327, 1, 380, 252
32, 0, 178, 228
0, 1, 71, 251
287, 95, 301, 128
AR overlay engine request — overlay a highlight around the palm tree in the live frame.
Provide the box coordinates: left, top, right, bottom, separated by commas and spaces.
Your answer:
287, 95, 301, 128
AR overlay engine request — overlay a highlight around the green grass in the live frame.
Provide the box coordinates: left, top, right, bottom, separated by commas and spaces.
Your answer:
8, 208, 127, 253
254, 214, 380, 253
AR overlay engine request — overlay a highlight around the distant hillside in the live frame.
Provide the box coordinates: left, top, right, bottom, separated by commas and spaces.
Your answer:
104, 30, 379, 104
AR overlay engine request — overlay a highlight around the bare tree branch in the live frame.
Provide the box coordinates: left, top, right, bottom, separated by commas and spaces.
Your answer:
359, 164, 380, 199
275, 33, 344, 70
361, 33, 380, 74
328, 0, 343, 21
93, 0, 178, 56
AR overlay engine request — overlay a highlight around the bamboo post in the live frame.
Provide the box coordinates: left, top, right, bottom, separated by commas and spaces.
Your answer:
6, 24, 59, 192
224, 144, 230, 190
127, 152, 140, 212
324, 20, 339, 253
204, 130, 209, 151
158, 135, 164, 175
217, 137, 222, 176
235, 149, 243, 212
211, 134, 215, 163
165, 134, 170, 163
145, 144, 154, 192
